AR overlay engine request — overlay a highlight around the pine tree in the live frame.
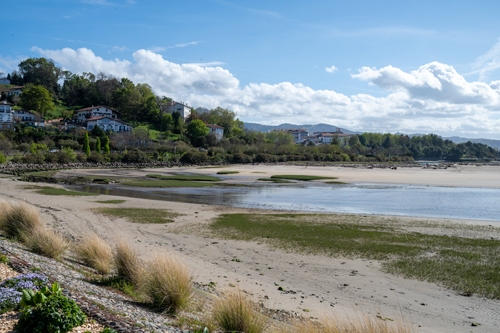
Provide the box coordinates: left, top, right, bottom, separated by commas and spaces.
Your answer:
104, 136, 110, 154
96, 138, 101, 154
83, 132, 90, 156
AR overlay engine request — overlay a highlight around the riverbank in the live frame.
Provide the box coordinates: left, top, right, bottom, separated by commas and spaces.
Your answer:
1, 165, 499, 332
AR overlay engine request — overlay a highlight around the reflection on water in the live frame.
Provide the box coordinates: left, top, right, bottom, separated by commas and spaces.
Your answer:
70, 182, 500, 222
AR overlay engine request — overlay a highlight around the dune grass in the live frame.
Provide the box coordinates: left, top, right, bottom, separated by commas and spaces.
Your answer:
216, 171, 239, 174
257, 178, 294, 183
211, 288, 268, 333
92, 208, 182, 224
92, 200, 127, 204
114, 239, 143, 285
3, 201, 44, 240
75, 233, 113, 274
211, 213, 500, 299
22, 185, 97, 196
25, 170, 59, 177
142, 253, 193, 314
25, 226, 68, 259
147, 174, 221, 181
121, 179, 217, 188
270, 175, 338, 181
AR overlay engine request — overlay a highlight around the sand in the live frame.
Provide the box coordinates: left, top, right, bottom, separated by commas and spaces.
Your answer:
1, 164, 499, 333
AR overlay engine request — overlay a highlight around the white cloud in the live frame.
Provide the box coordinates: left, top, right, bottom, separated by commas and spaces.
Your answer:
0, 55, 27, 73
325, 65, 338, 73
471, 38, 500, 81
32, 47, 500, 139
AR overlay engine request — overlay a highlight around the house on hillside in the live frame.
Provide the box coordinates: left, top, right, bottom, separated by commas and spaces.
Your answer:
86, 116, 132, 132
5, 86, 24, 97
13, 109, 39, 127
0, 77, 10, 85
75, 106, 120, 122
271, 128, 309, 143
160, 101, 191, 120
206, 124, 224, 141
0, 101, 14, 129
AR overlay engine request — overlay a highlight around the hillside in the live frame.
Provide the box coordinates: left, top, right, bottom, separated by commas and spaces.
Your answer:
243, 122, 359, 134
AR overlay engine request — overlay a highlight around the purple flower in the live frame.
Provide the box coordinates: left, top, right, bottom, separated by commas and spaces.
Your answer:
0, 288, 22, 311
0, 273, 49, 292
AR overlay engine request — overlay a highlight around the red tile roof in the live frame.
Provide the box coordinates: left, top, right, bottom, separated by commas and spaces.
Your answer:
86, 116, 130, 125
206, 124, 224, 129
76, 105, 120, 113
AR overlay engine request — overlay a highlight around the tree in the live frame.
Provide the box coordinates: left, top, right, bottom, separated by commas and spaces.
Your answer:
348, 135, 361, 147
104, 136, 110, 154
20, 85, 55, 116
18, 58, 62, 93
83, 132, 90, 156
96, 138, 101, 153
186, 119, 209, 145
161, 113, 174, 132
172, 111, 184, 134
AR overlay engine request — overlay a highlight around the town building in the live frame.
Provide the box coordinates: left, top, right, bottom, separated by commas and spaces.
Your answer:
206, 124, 224, 141
5, 86, 24, 97
75, 106, 120, 122
86, 116, 133, 132
0, 101, 41, 129
160, 101, 191, 120
271, 128, 310, 143
0, 101, 14, 129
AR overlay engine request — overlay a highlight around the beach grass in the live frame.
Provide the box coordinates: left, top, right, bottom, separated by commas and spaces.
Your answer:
325, 181, 347, 184
75, 233, 113, 274
25, 170, 59, 177
22, 185, 97, 196
146, 174, 221, 181
122, 179, 217, 188
211, 213, 500, 299
257, 178, 294, 183
92, 207, 182, 224
270, 175, 338, 181
216, 171, 239, 174
92, 200, 127, 204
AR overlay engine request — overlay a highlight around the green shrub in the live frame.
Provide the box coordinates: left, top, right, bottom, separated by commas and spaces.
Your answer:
181, 151, 208, 164
76, 154, 87, 162
15, 293, 86, 333
122, 149, 149, 163
100, 329, 118, 333
0, 152, 6, 164
21, 154, 45, 164
231, 153, 253, 163
87, 151, 104, 163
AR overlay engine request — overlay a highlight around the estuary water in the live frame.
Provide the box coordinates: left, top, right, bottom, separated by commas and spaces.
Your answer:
71, 182, 500, 222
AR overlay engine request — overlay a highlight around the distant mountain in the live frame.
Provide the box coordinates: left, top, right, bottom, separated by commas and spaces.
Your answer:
244, 122, 359, 134
441, 136, 500, 150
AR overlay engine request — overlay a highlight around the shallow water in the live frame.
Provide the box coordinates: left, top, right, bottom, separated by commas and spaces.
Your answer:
70, 181, 500, 222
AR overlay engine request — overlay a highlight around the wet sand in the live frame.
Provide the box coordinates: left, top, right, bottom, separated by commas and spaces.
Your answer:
1, 164, 499, 332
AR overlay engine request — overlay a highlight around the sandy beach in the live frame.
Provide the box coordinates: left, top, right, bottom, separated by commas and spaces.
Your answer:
1, 164, 499, 333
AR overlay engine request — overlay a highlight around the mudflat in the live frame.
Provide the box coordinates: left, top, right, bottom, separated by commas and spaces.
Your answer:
1, 164, 499, 333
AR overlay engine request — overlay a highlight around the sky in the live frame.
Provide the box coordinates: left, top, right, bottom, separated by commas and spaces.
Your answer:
2, 0, 500, 139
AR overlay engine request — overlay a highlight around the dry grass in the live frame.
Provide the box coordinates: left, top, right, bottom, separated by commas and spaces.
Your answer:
211, 288, 269, 333
75, 233, 113, 274
25, 226, 68, 259
272, 313, 415, 333
0, 201, 12, 229
2, 201, 44, 240
141, 253, 193, 314
114, 238, 143, 285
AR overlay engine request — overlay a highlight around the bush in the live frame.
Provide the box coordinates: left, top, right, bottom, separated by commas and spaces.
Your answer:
76, 154, 87, 162
114, 239, 142, 285
142, 253, 192, 314
3, 202, 44, 240
25, 226, 68, 259
211, 288, 268, 333
75, 233, 113, 274
122, 149, 149, 163
44, 153, 59, 163
231, 153, 253, 163
108, 152, 122, 162
180, 151, 208, 164
21, 154, 44, 164
0, 152, 6, 164
87, 151, 104, 163
254, 153, 273, 163
58, 139, 81, 151
15, 293, 86, 333
11, 155, 22, 163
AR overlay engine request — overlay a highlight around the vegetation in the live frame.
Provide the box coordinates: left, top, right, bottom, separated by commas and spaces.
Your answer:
211, 213, 500, 299
23, 185, 97, 196
92, 200, 126, 204
121, 179, 218, 188
19, 85, 54, 116
2, 201, 44, 240
142, 253, 193, 314
92, 207, 182, 224
270, 175, 338, 181
114, 239, 143, 284
216, 171, 239, 174
25, 226, 68, 259
146, 174, 221, 181
257, 178, 293, 183
75, 233, 114, 274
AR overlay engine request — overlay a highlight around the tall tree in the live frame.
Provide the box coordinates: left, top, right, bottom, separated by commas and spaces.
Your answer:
20, 85, 55, 116
96, 138, 101, 153
83, 132, 90, 156
186, 119, 209, 144
103, 136, 110, 154
18, 58, 62, 94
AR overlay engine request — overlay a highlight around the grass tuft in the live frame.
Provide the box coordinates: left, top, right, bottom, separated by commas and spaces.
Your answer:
92, 200, 127, 204
121, 179, 217, 188
257, 178, 294, 183
0, 201, 12, 229
142, 253, 193, 314
270, 175, 338, 181
211, 288, 268, 333
25, 226, 68, 259
23, 185, 97, 196
75, 233, 114, 274
216, 171, 239, 174
114, 238, 143, 285
92, 208, 182, 224
147, 174, 221, 181
3, 201, 44, 240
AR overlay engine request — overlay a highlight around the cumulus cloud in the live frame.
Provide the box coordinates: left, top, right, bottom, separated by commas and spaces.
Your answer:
325, 66, 338, 73
31, 46, 500, 139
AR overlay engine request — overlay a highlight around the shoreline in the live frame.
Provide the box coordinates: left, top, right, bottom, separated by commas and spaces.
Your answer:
1, 165, 500, 332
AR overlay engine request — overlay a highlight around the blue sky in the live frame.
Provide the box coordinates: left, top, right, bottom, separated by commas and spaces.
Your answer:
3, 0, 500, 138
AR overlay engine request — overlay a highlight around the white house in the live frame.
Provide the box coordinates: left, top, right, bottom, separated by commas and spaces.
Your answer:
13, 109, 38, 126
0, 77, 10, 85
161, 101, 191, 120
86, 116, 132, 132
5, 86, 24, 97
76, 106, 120, 122
0, 101, 14, 129
206, 124, 224, 141
271, 128, 309, 143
